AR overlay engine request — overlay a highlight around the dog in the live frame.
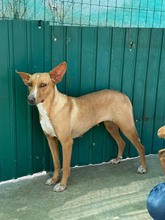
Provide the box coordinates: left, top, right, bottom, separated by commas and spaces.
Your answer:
158, 126, 165, 138
157, 126, 165, 173
17, 62, 147, 192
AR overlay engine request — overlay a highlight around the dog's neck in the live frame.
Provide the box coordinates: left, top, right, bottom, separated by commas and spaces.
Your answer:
41, 85, 57, 109
53, 86, 69, 114
37, 85, 67, 115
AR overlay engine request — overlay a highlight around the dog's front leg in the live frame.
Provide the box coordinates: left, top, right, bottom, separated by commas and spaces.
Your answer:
54, 137, 73, 192
45, 135, 61, 186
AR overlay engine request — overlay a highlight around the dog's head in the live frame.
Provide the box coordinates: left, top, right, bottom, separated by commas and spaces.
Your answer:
16, 62, 66, 105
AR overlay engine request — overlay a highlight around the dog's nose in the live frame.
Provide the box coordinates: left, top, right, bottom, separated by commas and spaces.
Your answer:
28, 96, 36, 105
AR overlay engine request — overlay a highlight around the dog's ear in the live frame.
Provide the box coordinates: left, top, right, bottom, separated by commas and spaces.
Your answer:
16, 70, 31, 85
49, 62, 67, 83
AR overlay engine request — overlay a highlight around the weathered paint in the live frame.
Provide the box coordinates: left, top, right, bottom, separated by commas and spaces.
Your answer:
1, 0, 165, 28
0, 20, 165, 182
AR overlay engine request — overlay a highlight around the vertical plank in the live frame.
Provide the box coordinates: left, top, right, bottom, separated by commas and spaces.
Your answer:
78, 27, 97, 165
130, 29, 151, 157
91, 124, 105, 164
30, 21, 45, 173
107, 28, 126, 160
13, 20, 30, 177
122, 29, 138, 100
44, 23, 52, 72
80, 27, 97, 95
7, 20, 17, 178
43, 22, 52, 171
51, 26, 66, 93
92, 27, 112, 164
95, 28, 112, 91
51, 26, 66, 168
152, 30, 165, 153
109, 28, 125, 91
66, 26, 81, 166
26, 21, 33, 174
142, 29, 163, 154
66, 27, 81, 97
0, 21, 14, 181
122, 28, 138, 158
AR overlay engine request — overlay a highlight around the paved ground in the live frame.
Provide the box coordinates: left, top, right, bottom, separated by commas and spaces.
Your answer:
0, 155, 164, 220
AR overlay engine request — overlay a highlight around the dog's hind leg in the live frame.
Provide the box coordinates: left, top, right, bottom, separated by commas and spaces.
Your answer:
104, 121, 126, 164
120, 126, 147, 174
45, 136, 61, 185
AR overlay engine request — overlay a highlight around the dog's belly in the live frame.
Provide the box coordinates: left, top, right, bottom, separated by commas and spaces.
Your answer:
37, 103, 57, 137
71, 117, 108, 138
71, 129, 86, 138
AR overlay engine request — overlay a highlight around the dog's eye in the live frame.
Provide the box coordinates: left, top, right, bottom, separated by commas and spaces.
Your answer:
28, 82, 32, 87
40, 83, 47, 88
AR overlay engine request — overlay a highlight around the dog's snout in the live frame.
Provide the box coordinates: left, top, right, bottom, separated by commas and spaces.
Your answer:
28, 95, 36, 105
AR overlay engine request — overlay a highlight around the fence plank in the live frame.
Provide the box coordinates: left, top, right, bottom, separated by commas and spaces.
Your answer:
0, 21, 15, 180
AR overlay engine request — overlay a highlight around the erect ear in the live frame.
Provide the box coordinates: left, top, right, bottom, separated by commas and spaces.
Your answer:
49, 62, 67, 83
16, 70, 31, 85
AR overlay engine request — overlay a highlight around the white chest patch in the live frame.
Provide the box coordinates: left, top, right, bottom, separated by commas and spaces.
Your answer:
37, 103, 56, 137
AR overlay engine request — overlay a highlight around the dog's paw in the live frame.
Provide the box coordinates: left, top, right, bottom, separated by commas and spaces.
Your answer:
46, 178, 56, 185
53, 183, 67, 192
110, 156, 123, 164
137, 165, 147, 174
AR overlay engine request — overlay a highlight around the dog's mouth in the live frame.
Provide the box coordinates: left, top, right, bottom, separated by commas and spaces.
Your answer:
27, 98, 44, 105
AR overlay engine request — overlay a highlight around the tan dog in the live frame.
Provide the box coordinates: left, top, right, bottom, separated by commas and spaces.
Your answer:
17, 62, 147, 192
158, 126, 165, 138
158, 149, 165, 173
157, 126, 165, 173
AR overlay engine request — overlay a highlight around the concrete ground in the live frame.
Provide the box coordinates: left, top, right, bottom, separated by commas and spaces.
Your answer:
0, 155, 164, 220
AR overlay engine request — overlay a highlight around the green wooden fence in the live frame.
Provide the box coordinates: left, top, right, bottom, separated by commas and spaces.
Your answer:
0, 20, 165, 181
